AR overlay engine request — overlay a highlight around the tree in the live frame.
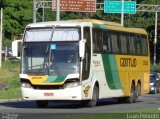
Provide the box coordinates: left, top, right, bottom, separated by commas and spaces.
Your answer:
2, 0, 32, 46
0, 0, 6, 8
1, 0, 160, 63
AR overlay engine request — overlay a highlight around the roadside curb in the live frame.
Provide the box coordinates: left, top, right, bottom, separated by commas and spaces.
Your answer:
0, 98, 23, 103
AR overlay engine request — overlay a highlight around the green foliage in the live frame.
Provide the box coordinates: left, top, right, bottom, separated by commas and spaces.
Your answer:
0, 88, 21, 99
1, 0, 160, 62
151, 64, 160, 72
64, 111, 160, 119
0, 60, 21, 99
2, 0, 32, 46
0, 0, 6, 8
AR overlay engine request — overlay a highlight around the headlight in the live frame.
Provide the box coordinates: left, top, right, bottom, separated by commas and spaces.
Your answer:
151, 87, 155, 90
63, 82, 80, 88
150, 83, 154, 86
21, 83, 33, 88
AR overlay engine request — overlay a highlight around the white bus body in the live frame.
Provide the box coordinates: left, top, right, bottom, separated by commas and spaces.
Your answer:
20, 20, 150, 108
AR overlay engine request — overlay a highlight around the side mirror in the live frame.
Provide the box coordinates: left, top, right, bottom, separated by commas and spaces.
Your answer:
79, 39, 86, 58
12, 40, 22, 59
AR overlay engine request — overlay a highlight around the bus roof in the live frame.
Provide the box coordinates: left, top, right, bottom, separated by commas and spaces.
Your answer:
69, 19, 147, 35
26, 19, 147, 35
26, 21, 93, 28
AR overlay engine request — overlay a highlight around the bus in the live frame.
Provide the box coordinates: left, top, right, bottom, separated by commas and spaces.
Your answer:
20, 19, 150, 108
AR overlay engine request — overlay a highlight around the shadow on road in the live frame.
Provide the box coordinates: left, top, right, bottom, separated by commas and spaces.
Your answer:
0, 101, 36, 109
0, 97, 144, 109
144, 94, 160, 98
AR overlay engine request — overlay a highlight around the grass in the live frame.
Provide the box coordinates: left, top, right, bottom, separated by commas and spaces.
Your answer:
127, 108, 160, 113
63, 108, 160, 119
0, 60, 21, 99
63, 113, 126, 119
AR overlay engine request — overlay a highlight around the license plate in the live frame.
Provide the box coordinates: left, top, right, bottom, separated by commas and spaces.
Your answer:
44, 93, 54, 96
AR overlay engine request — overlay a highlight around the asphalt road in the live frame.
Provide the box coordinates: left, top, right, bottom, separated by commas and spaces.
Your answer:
0, 94, 160, 118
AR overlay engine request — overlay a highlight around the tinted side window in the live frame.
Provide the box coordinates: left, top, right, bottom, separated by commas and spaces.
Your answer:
111, 32, 120, 53
102, 31, 111, 52
82, 27, 91, 80
142, 36, 148, 55
120, 34, 128, 54
135, 35, 143, 55
129, 35, 136, 54
93, 29, 102, 52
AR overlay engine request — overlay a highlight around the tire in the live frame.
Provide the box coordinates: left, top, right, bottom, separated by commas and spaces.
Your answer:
154, 87, 157, 94
126, 84, 137, 103
157, 86, 160, 93
117, 98, 125, 104
87, 86, 99, 107
36, 100, 48, 108
137, 83, 141, 96
80, 100, 89, 107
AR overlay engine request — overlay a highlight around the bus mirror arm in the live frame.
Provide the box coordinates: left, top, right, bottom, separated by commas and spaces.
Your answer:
79, 39, 86, 59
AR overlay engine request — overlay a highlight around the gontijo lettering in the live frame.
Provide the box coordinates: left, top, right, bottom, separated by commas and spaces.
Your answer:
120, 58, 137, 67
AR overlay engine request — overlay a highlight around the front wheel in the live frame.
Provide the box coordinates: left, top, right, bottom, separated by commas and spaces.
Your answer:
87, 86, 99, 107
157, 86, 160, 93
36, 100, 48, 108
154, 87, 157, 94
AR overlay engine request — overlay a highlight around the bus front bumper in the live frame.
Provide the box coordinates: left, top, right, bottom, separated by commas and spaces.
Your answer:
21, 86, 82, 101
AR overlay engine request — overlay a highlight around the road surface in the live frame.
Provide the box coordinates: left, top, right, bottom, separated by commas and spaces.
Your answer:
0, 94, 160, 119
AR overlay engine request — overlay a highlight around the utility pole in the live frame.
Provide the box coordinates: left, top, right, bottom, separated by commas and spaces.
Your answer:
121, 0, 124, 26
154, 12, 158, 65
42, 0, 45, 22
56, 0, 60, 21
0, 8, 3, 68
33, 0, 36, 23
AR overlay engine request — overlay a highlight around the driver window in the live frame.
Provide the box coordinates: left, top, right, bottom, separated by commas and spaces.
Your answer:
82, 27, 91, 80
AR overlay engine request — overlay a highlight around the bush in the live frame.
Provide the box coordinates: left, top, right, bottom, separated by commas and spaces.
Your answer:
151, 64, 160, 72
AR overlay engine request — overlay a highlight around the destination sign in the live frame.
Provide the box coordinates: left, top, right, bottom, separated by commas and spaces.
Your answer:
52, 0, 96, 12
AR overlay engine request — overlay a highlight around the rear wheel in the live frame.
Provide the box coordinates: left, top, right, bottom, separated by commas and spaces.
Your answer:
87, 86, 99, 107
126, 83, 137, 103
137, 83, 141, 96
36, 100, 48, 108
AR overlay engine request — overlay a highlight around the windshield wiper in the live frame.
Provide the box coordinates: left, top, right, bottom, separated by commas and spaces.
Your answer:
48, 26, 55, 75
42, 26, 55, 75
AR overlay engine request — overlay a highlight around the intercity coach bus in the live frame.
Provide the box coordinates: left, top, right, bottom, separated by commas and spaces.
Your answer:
20, 19, 150, 108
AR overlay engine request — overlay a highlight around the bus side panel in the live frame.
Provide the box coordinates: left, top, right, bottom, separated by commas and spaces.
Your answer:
92, 54, 124, 99
116, 55, 150, 96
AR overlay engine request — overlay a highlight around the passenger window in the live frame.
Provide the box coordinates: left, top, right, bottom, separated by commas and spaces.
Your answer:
103, 31, 111, 52
129, 35, 136, 54
82, 27, 91, 80
93, 29, 103, 52
135, 35, 142, 55
120, 34, 127, 54
111, 32, 120, 53
142, 36, 148, 55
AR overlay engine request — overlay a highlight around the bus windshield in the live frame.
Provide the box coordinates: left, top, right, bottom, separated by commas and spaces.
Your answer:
24, 28, 80, 42
22, 42, 80, 76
